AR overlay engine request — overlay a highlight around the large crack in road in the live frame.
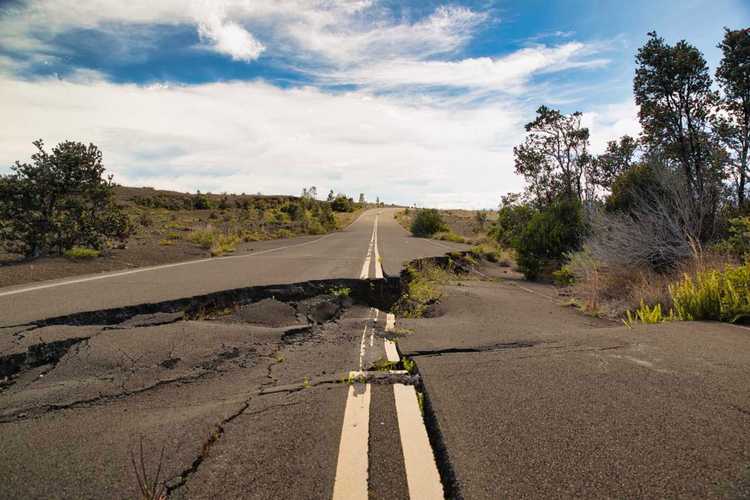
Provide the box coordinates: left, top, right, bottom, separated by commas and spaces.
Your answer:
0, 247, 474, 499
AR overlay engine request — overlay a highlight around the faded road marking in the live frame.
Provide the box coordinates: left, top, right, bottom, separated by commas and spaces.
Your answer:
0, 209, 377, 298
0, 232, 339, 298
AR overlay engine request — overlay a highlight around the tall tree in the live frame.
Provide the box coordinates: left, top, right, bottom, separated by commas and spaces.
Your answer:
0, 140, 128, 257
633, 32, 719, 202
513, 105, 591, 206
591, 135, 640, 190
716, 27, 750, 207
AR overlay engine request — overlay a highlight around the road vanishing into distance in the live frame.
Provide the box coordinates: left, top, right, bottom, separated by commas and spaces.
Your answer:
2, 207, 750, 499
0, 208, 464, 499
0, 209, 458, 326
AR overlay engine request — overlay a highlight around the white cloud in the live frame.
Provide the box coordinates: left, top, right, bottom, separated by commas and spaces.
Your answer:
0, 1, 622, 207
333, 42, 609, 93
0, 1, 485, 67
0, 76, 527, 208
582, 100, 641, 153
197, 18, 265, 61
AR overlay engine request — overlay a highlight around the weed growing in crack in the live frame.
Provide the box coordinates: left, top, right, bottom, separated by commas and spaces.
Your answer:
129, 437, 167, 500
402, 357, 416, 375
345, 372, 366, 385
416, 391, 425, 416
303, 376, 311, 389
202, 426, 223, 457
328, 286, 351, 298
392, 262, 452, 318
371, 358, 398, 372
274, 353, 284, 363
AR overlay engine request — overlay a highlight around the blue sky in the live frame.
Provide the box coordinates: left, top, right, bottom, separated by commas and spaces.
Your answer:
0, 0, 748, 207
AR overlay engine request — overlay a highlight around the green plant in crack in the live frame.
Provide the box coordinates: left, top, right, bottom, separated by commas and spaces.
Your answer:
345, 372, 366, 385
371, 358, 398, 372
402, 357, 416, 375
328, 286, 351, 298
416, 391, 425, 416
302, 376, 311, 389
392, 262, 452, 318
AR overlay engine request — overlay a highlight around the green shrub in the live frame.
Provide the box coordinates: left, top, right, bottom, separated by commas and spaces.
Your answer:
721, 217, 750, 258
241, 230, 264, 242
552, 266, 575, 286
192, 192, 212, 210
491, 196, 536, 248
670, 264, 750, 322
410, 209, 447, 237
0, 140, 129, 257
187, 228, 216, 249
306, 219, 326, 235
624, 300, 674, 326
670, 271, 722, 321
63, 246, 100, 259
435, 232, 466, 243
605, 162, 664, 214
331, 195, 354, 212
210, 233, 240, 257
515, 198, 586, 280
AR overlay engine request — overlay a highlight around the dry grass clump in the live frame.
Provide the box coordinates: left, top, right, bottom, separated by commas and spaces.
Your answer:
564, 246, 739, 319
435, 231, 467, 244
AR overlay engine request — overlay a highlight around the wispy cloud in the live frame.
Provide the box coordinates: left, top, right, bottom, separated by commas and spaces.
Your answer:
0, 74, 530, 208
331, 42, 609, 94
0, 1, 630, 207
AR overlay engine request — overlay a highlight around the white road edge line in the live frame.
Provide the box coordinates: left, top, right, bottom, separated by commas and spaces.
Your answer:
332, 382, 371, 500
394, 383, 444, 500
0, 208, 380, 298
0, 226, 346, 298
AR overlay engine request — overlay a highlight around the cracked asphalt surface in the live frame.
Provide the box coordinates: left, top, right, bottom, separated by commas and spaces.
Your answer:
399, 267, 750, 499
0, 209, 459, 499
2, 209, 750, 498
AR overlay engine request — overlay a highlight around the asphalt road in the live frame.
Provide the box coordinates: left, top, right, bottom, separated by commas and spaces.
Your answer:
0, 208, 459, 500
399, 267, 750, 499
3, 209, 748, 499
0, 208, 462, 326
